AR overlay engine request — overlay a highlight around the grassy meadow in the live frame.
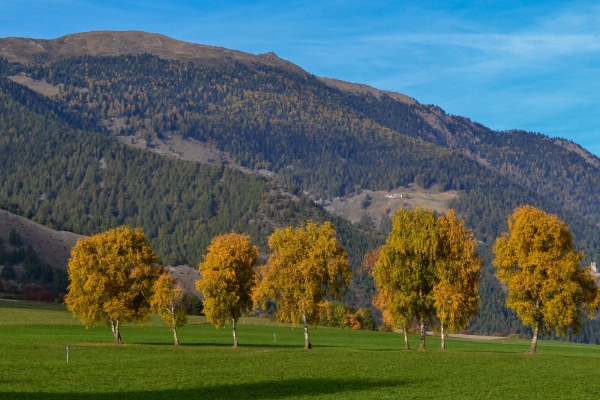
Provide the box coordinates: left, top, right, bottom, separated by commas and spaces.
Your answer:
1, 300, 600, 399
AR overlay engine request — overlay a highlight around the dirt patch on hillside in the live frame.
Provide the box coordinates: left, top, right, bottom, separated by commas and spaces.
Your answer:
115, 133, 235, 167
165, 265, 202, 298
324, 184, 457, 228
7, 74, 61, 96
113, 131, 277, 179
0, 210, 83, 269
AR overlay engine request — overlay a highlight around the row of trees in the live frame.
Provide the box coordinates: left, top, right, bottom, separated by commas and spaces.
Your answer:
62, 210, 479, 349
370, 205, 600, 353
65, 205, 600, 353
196, 221, 351, 348
65, 222, 352, 348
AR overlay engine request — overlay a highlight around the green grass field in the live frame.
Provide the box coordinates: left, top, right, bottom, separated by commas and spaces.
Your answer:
1, 300, 600, 399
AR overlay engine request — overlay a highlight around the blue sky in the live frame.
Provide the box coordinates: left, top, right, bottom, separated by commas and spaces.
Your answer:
2, 1, 600, 154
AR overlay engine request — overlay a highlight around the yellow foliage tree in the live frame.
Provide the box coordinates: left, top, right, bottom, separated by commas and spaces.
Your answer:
151, 273, 187, 345
196, 233, 258, 347
254, 221, 351, 349
373, 207, 438, 350
494, 205, 600, 353
373, 208, 481, 351
434, 210, 482, 350
65, 226, 162, 344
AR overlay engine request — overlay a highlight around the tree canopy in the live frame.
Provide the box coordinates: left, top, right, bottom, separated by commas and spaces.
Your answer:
373, 207, 438, 350
434, 210, 482, 349
196, 233, 259, 347
254, 221, 351, 349
64, 226, 162, 343
151, 272, 187, 345
373, 208, 481, 350
493, 205, 600, 353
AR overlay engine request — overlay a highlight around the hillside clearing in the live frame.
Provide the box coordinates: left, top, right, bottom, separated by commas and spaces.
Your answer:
7, 74, 61, 96
324, 184, 457, 228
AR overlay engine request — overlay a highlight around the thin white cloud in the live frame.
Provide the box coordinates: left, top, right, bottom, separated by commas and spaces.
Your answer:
362, 33, 600, 58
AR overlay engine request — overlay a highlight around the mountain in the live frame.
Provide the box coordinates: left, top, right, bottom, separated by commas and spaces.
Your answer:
0, 31, 306, 75
0, 209, 82, 270
2, 31, 600, 341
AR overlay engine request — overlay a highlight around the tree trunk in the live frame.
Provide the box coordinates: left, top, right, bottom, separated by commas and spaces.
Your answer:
419, 318, 426, 351
111, 319, 122, 344
403, 323, 410, 350
440, 321, 446, 351
172, 326, 180, 345
303, 313, 312, 349
232, 317, 239, 348
527, 319, 539, 354
171, 303, 179, 345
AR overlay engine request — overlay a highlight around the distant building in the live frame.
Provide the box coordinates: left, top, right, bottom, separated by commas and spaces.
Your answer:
385, 193, 403, 199
592, 262, 598, 275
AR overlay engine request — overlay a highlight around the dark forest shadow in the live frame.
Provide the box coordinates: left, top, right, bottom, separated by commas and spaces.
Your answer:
0, 377, 407, 399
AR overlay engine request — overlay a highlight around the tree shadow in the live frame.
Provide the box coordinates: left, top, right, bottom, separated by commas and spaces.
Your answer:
137, 342, 340, 349
0, 377, 407, 399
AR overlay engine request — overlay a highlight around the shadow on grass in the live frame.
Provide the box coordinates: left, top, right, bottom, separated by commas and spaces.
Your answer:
137, 342, 341, 349
0, 377, 406, 399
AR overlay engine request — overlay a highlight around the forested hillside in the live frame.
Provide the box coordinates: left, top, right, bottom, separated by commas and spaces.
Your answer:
3, 54, 599, 256
1, 54, 506, 198
2, 32, 600, 341
0, 76, 381, 304
344, 92, 600, 224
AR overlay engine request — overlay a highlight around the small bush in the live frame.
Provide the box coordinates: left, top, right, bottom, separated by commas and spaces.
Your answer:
22, 284, 55, 302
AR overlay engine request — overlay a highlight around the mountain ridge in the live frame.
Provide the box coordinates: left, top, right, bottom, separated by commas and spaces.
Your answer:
0, 31, 308, 75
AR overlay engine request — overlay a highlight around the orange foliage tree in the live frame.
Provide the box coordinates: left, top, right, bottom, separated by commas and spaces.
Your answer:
65, 226, 162, 344
151, 273, 187, 345
434, 210, 481, 350
494, 205, 600, 354
254, 221, 351, 349
196, 233, 259, 347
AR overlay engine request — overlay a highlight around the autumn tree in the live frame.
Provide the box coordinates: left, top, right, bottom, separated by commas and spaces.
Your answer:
373, 207, 438, 350
65, 226, 162, 344
434, 210, 482, 350
373, 208, 480, 351
196, 233, 259, 347
494, 205, 600, 354
151, 273, 187, 345
254, 221, 351, 349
